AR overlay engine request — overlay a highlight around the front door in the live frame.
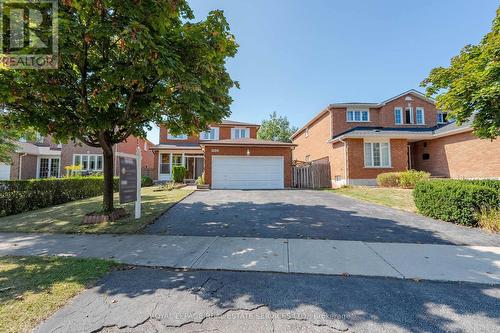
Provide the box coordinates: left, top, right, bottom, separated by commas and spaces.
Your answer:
185, 156, 204, 180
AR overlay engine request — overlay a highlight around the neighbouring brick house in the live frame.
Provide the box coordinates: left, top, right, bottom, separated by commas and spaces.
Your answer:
2, 135, 154, 180
151, 120, 295, 189
292, 90, 500, 187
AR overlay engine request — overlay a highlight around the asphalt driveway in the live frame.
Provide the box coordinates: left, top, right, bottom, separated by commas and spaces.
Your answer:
146, 190, 500, 245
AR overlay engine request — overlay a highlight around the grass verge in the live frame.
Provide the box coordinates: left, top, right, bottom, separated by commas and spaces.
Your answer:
0, 187, 193, 234
0, 256, 115, 333
325, 186, 417, 213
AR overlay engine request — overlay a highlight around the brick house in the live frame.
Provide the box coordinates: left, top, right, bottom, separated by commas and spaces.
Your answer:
292, 90, 500, 187
2, 135, 154, 180
151, 120, 295, 189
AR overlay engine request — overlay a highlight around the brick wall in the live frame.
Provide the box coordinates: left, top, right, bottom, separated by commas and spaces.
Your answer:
412, 131, 500, 178
347, 138, 408, 180
292, 111, 332, 163
10, 154, 38, 180
204, 146, 293, 188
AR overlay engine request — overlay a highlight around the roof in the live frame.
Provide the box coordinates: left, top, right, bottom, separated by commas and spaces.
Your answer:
329, 120, 473, 142
150, 142, 202, 151
200, 138, 296, 147
291, 89, 435, 140
220, 120, 260, 127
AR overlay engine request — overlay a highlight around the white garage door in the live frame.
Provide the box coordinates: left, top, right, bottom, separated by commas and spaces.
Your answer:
212, 156, 284, 190
0, 163, 11, 180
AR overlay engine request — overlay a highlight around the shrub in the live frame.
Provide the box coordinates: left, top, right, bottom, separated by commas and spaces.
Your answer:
413, 180, 499, 226
376, 172, 400, 187
172, 166, 187, 183
195, 173, 205, 185
477, 207, 500, 232
398, 170, 430, 189
0, 177, 119, 217
141, 176, 154, 187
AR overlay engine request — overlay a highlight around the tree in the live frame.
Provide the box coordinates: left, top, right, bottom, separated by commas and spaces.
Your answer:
0, 0, 238, 212
421, 7, 500, 139
0, 114, 35, 164
257, 112, 298, 143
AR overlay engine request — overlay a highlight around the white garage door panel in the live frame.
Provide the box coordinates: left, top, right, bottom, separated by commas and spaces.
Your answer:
212, 156, 284, 189
0, 163, 11, 180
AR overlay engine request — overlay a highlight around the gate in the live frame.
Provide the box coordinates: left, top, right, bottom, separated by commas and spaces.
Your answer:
292, 157, 331, 189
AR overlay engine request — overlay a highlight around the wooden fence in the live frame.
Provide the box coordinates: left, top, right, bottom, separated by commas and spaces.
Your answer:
292, 158, 331, 189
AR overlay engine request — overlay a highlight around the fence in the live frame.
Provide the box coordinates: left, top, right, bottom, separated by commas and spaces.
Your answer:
292, 158, 331, 189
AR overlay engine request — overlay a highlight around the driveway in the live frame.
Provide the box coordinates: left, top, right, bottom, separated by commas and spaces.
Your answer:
146, 190, 499, 245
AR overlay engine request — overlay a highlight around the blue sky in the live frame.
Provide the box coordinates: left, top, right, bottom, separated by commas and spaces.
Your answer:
147, 0, 498, 143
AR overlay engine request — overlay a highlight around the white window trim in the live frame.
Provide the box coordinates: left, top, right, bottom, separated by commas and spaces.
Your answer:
363, 140, 392, 168
167, 133, 188, 140
73, 154, 103, 171
200, 127, 220, 140
436, 112, 448, 124
346, 109, 370, 123
36, 156, 61, 178
231, 127, 250, 139
415, 107, 425, 125
394, 107, 403, 125
404, 107, 414, 124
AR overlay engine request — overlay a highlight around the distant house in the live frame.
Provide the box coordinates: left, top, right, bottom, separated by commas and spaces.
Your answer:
2, 135, 154, 180
291, 89, 500, 187
151, 120, 296, 189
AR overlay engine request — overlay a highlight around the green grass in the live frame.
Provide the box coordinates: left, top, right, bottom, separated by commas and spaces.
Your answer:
0, 187, 193, 234
0, 256, 115, 333
326, 186, 417, 213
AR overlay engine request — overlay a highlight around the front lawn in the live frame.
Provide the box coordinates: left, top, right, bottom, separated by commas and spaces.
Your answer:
0, 187, 193, 234
326, 186, 417, 213
0, 256, 115, 333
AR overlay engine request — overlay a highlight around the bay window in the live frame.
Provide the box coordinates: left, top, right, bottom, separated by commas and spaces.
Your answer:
364, 141, 391, 167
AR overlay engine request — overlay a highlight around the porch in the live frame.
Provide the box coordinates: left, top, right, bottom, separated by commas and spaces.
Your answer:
158, 151, 204, 182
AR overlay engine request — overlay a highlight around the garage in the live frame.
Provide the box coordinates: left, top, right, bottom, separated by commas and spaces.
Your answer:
212, 156, 284, 189
0, 163, 11, 180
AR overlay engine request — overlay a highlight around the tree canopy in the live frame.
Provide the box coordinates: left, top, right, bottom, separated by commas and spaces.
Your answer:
421, 7, 500, 139
257, 112, 298, 143
0, 0, 238, 211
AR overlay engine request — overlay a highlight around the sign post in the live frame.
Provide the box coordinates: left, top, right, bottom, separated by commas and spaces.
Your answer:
118, 148, 142, 220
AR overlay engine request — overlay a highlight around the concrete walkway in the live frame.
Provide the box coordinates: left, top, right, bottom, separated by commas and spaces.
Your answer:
0, 232, 499, 284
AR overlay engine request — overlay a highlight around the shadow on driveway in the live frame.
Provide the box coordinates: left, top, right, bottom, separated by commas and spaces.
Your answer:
145, 190, 499, 245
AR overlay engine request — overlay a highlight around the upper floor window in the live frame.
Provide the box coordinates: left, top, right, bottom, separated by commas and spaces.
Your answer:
364, 141, 391, 168
200, 127, 219, 140
436, 112, 448, 124
394, 107, 403, 125
231, 128, 249, 139
167, 133, 188, 140
415, 107, 425, 125
347, 109, 369, 122
404, 107, 413, 124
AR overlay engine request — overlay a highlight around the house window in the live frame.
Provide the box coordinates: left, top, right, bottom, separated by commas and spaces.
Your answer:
394, 107, 403, 125
232, 128, 249, 139
436, 112, 448, 124
172, 154, 183, 167
404, 107, 413, 124
167, 133, 188, 140
200, 127, 219, 140
73, 154, 103, 171
364, 142, 391, 167
347, 110, 369, 122
160, 153, 170, 174
416, 107, 425, 125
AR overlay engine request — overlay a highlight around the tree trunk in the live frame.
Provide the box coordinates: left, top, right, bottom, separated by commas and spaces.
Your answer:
102, 148, 115, 213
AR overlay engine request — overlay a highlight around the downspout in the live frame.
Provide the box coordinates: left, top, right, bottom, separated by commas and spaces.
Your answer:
338, 138, 349, 186
18, 153, 27, 180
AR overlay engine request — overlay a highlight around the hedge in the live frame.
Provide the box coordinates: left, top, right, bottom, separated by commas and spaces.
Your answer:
413, 179, 499, 226
0, 177, 119, 217
377, 170, 430, 189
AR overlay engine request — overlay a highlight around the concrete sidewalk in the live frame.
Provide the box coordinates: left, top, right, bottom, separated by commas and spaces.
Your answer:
0, 233, 499, 284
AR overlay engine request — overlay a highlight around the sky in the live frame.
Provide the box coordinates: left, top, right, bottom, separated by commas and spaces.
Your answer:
147, 0, 498, 144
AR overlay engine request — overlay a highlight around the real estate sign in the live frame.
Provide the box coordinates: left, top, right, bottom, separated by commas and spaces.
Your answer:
119, 157, 137, 204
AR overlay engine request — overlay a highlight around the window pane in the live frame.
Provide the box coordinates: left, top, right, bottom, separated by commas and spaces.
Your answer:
373, 143, 381, 166
347, 111, 353, 121
50, 159, 59, 177
416, 109, 424, 124
354, 111, 361, 121
97, 156, 103, 170
172, 154, 182, 165
361, 111, 368, 121
394, 109, 402, 124
364, 143, 372, 167
82, 156, 88, 170
381, 143, 390, 166
89, 156, 96, 170
405, 108, 412, 124
74, 155, 81, 166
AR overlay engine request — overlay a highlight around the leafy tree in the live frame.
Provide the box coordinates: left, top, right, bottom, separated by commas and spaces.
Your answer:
0, 0, 238, 212
0, 114, 35, 164
421, 7, 500, 139
257, 112, 298, 143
